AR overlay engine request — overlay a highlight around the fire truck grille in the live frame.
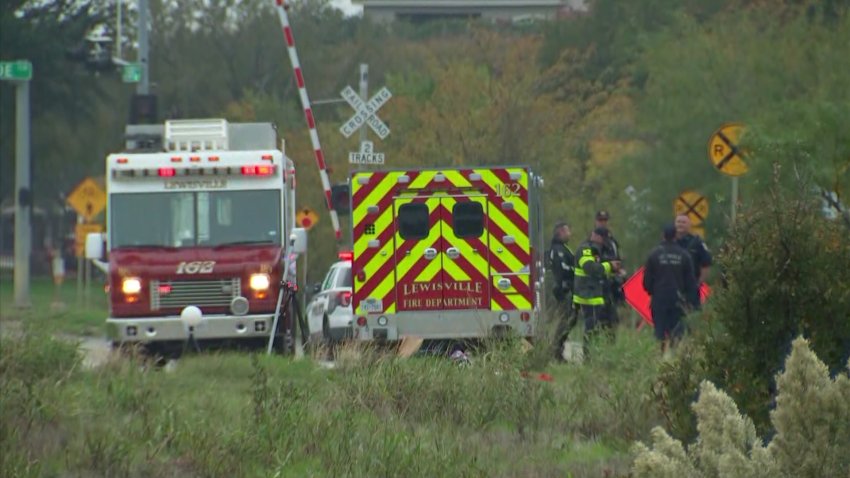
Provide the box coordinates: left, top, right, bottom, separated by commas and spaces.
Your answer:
150, 278, 241, 310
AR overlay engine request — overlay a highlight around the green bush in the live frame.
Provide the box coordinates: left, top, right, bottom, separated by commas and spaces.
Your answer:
632, 337, 850, 478
656, 178, 850, 437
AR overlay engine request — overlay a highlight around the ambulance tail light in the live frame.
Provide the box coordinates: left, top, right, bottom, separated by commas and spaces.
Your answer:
521, 312, 531, 322
356, 316, 367, 327
241, 165, 275, 176
158, 167, 176, 177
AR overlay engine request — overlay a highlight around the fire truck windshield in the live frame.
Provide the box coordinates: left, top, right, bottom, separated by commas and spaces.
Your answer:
110, 190, 281, 249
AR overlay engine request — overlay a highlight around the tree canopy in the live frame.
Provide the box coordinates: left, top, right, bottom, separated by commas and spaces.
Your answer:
2, 0, 848, 280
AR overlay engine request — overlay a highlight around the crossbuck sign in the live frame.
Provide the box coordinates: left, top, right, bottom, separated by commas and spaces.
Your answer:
349, 141, 385, 165
339, 86, 391, 140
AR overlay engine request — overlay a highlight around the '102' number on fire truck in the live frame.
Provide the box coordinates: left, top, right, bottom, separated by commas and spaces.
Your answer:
495, 183, 521, 198
176, 261, 216, 274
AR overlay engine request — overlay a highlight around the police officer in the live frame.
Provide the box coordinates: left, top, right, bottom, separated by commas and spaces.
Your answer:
674, 214, 712, 305
574, 227, 621, 358
643, 224, 698, 351
549, 222, 576, 362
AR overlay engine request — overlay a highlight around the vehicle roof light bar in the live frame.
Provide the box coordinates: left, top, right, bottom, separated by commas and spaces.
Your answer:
165, 119, 229, 152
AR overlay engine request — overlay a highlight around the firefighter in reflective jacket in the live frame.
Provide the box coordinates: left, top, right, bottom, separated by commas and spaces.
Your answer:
549, 222, 576, 361
573, 227, 621, 352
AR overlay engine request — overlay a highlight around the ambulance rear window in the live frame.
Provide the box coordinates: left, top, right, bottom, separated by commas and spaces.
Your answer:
398, 203, 429, 240
453, 202, 484, 238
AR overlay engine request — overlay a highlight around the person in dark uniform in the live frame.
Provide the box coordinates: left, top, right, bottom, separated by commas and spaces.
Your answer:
674, 214, 712, 306
595, 210, 627, 308
594, 210, 621, 261
574, 227, 622, 358
643, 224, 698, 351
549, 222, 576, 362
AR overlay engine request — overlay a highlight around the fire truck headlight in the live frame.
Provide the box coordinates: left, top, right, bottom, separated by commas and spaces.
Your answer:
122, 277, 142, 295
249, 273, 270, 291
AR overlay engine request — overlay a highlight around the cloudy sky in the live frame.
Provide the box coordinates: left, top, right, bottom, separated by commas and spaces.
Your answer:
329, 0, 364, 16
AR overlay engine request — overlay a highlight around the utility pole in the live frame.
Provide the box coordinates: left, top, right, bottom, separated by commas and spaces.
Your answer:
359, 64, 368, 147
137, 0, 149, 95
1, 60, 33, 308
116, 0, 122, 60
14, 76, 31, 308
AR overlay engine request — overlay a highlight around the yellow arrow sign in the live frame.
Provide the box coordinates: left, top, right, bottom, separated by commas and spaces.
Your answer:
708, 123, 748, 177
67, 177, 106, 221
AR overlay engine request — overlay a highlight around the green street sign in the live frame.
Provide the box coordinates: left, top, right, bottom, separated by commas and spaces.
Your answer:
0, 60, 33, 81
122, 63, 141, 83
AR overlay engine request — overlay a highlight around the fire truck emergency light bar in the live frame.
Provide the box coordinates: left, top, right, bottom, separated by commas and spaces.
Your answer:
111, 164, 276, 179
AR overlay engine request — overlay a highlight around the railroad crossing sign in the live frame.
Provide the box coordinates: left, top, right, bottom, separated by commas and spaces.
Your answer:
66, 177, 106, 221
349, 141, 385, 165
339, 85, 391, 140
673, 190, 709, 226
691, 225, 705, 238
296, 207, 319, 230
708, 123, 748, 176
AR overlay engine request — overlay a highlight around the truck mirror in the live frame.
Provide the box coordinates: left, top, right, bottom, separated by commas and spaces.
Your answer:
85, 233, 104, 260
289, 228, 307, 254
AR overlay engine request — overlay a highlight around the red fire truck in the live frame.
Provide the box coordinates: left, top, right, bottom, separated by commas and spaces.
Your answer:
87, 119, 301, 354
349, 167, 545, 342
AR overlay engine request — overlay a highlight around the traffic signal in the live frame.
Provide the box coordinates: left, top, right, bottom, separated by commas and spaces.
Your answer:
331, 184, 350, 215
130, 94, 157, 125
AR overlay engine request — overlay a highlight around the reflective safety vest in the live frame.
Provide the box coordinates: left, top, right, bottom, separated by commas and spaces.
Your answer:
573, 241, 612, 306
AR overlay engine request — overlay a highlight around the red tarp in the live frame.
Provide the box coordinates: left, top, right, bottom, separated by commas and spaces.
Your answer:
623, 266, 711, 326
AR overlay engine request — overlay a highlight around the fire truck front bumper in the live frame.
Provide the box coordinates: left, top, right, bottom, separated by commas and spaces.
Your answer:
106, 313, 276, 343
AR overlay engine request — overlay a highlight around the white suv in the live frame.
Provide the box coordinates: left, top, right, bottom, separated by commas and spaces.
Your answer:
306, 256, 353, 344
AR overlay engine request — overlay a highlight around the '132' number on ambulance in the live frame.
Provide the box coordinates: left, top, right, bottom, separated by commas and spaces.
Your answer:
495, 183, 521, 198
176, 261, 215, 274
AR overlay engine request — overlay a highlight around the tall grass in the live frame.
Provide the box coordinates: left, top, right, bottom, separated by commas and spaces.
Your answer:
1, 320, 664, 477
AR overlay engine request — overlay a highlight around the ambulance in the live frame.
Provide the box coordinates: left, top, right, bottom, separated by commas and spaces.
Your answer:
349, 167, 545, 341
86, 119, 301, 354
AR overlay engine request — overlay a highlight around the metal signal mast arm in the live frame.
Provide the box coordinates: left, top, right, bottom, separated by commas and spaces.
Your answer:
274, 0, 342, 242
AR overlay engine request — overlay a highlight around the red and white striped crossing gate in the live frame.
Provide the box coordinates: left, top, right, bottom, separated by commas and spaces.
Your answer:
274, 0, 342, 242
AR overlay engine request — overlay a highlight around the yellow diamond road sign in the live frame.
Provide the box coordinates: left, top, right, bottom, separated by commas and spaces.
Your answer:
674, 190, 709, 226
296, 207, 319, 230
67, 177, 106, 221
709, 123, 748, 177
